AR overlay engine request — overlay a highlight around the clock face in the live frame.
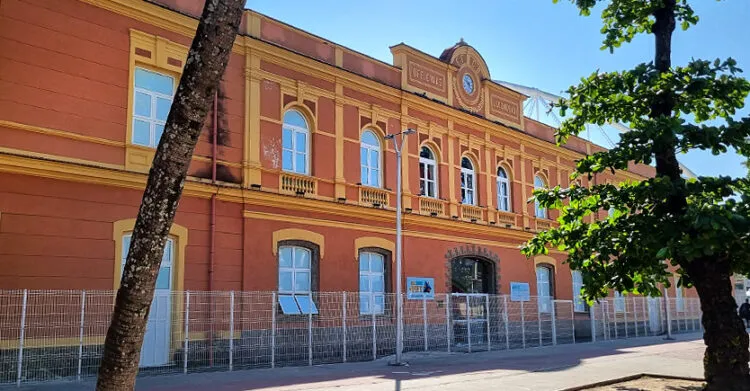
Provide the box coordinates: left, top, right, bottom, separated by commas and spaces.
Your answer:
462, 74, 474, 94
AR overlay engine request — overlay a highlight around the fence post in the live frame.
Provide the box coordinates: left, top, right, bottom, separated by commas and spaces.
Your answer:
445, 294, 451, 353
271, 292, 276, 368
551, 300, 557, 346
423, 297, 428, 352
485, 295, 491, 352
537, 300, 542, 347
633, 296, 638, 338
590, 302, 596, 343
641, 297, 651, 337
466, 295, 472, 353
570, 303, 575, 344
372, 304, 376, 361
308, 292, 313, 367
77, 290, 86, 381
664, 291, 673, 339
183, 291, 190, 374
503, 295, 509, 350
623, 299, 629, 339
602, 300, 608, 340
16, 289, 28, 387
229, 291, 234, 371
614, 301, 619, 339
342, 292, 347, 363
520, 300, 526, 349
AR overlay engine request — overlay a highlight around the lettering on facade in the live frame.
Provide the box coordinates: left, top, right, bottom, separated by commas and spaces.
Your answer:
490, 94, 521, 124
408, 60, 446, 93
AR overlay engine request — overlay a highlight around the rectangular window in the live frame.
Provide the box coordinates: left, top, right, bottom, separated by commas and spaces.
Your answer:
360, 251, 385, 315
572, 271, 586, 312
614, 291, 626, 313
132, 67, 174, 148
278, 245, 316, 314
536, 266, 552, 313
676, 287, 685, 312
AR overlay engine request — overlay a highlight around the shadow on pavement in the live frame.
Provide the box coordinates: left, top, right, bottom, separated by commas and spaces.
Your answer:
15, 334, 704, 391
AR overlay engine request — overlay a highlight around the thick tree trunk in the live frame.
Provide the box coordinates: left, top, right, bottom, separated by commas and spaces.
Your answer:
689, 259, 750, 391
96, 1, 244, 390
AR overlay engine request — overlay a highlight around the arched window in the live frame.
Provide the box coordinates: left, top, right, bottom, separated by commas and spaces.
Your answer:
360, 130, 381, 187
282, 109, 310, 175
536, 265, 553, 313
460, 157, 476, 205
534, 175, 547, 218
572, 270, 585, 312
419, 146, 438, 198
496, 167, 511, 212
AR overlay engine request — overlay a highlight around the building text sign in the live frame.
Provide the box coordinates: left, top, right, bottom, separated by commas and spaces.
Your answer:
510, 282, 530, 302
407, 277, 435, 300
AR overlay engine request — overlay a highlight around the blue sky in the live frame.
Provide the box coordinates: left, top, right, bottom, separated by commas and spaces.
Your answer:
246, 1, 750, 178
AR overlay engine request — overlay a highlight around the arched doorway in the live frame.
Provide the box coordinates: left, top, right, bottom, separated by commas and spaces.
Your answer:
450, 256, 496, 350
451, 257, 495, 294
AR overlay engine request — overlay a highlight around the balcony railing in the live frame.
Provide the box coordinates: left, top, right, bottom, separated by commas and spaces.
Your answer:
494, 210, 516, 227
280, 172, 316, 196
419, 197, 446, 217
461, 204, 484, 222
359, 186, 389, 207
536, 219, 553, 231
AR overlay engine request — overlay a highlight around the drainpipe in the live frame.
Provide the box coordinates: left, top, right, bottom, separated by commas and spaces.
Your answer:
209, 92, 218, 366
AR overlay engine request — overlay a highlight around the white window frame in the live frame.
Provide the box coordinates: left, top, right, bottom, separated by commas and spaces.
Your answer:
675, 286, 685, 312
572, 270, 586, 312
534, 175, 548, 219
277, 245, 319, 315
536, 265, 552, 313
359, 251, 385, 315
496, 167, 511, 212
282, 110, 310, 175
122, 234, 173, 290
419, 147, 438, 198
132, 67, 174, 148
460, 157, 477, 205
360, 130, 382, 188
614, 291, 626, 313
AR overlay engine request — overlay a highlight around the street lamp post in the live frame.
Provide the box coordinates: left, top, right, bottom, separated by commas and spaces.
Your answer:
385, 128, 415, 366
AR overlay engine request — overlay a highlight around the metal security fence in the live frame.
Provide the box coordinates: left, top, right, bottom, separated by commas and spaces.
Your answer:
0, 290, 701, 386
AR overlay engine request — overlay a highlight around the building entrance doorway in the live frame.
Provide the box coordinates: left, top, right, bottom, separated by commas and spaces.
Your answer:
450, 257, 495, 350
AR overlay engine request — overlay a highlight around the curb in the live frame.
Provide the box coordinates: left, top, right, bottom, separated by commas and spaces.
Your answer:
557, 373, 705, 391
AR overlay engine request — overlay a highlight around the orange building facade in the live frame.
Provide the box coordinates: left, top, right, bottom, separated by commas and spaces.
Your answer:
0, 0, 695, 326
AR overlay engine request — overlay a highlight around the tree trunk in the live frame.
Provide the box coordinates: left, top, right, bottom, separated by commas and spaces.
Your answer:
650, 2, 749, 388
689, 259, 750, 391
96, 1, 243, 390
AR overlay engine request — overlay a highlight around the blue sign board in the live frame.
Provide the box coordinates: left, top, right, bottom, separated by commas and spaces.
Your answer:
510, 282, 531, 302
406, 277, 435, 300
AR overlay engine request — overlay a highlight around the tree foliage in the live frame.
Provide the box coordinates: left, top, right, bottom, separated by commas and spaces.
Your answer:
524, 0, 750, 302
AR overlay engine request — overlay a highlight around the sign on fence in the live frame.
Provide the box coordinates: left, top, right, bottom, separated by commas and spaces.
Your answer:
407, 277, 435, 300
510, 282, 530, 301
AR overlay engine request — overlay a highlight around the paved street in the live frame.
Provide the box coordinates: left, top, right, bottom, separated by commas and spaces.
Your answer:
19, 332, 707, 391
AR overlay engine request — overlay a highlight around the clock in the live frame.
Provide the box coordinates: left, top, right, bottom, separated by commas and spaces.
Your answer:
462, 74, 474, 95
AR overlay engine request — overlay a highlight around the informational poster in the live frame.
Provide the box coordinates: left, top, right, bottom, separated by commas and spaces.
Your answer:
406, 277, 435, 300
510, 282, 530, 302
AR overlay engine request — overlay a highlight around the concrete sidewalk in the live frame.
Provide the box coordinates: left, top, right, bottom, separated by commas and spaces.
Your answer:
22, 333, 706, 391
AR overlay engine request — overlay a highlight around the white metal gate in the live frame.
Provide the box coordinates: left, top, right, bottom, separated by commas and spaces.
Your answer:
450, 293, 490, 351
